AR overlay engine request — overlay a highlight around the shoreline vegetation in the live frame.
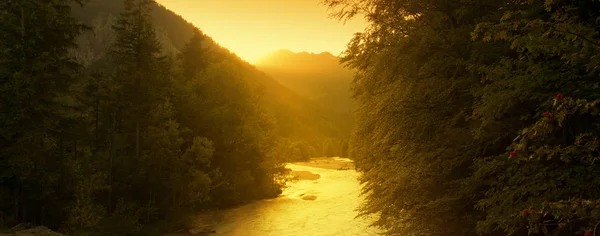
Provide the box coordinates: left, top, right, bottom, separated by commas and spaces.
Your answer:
0, 157, 353, 236
286, 157, 356, 181
291, 157, 355, 171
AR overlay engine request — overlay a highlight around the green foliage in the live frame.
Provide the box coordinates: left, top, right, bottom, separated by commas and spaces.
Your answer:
475, 97, 600, 235
328, 0, 600, 235
471, 1, 600, 234
63, 151, 109, 233
325, 0, 501, 234
0, 0, 287, 234
0, 0, 87, 228
174, 47, 282, 205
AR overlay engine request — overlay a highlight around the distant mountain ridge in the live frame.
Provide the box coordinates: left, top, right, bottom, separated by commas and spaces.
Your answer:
255, 49, 338, 68
255, 49, 355, 115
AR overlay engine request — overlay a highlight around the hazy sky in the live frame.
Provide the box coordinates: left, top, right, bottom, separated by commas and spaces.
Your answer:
155, 0, 366, 63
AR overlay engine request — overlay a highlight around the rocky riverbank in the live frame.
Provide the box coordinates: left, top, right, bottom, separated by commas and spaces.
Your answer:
286, 157, 354, 181
292, 157, 355, 170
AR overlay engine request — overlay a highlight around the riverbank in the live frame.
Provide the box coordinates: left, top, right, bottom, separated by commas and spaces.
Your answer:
180, 157, 376, 235
291, 157, 355, 170
167, 157, 363, 236
286, 157, 355, 181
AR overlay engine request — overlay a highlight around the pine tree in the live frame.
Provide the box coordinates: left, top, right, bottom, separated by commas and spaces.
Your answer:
106, 0, 181, 228
0, 0, 86, 227
111, 0, 167, 160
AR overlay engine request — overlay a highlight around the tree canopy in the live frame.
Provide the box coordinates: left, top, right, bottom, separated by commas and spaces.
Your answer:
0, 0, 294, 234
325, 0, 600, 235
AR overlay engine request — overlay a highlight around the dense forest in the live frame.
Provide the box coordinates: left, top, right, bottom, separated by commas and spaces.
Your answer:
0, 0, 346, 235
326, 0, 600, 235
6, 0, 600, 235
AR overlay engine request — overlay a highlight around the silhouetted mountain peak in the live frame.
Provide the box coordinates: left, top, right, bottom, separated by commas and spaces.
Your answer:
255, 49, 342, 70
253, 49, 355, 114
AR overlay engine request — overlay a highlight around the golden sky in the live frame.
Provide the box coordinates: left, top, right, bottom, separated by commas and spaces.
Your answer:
155, 0, 366, 63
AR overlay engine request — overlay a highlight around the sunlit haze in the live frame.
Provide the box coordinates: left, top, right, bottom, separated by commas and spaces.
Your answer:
156, 0, 366, 63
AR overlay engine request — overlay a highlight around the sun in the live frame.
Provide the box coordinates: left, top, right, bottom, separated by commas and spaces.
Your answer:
227, 46, 270, 64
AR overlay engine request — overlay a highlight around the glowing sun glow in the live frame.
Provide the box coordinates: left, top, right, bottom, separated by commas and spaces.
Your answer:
155, 0, 366, 63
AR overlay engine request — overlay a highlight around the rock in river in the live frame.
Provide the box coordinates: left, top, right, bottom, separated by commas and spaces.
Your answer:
301, 195, 318, 201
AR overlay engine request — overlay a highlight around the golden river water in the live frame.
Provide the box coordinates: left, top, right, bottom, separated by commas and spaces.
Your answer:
193, 158, 380, 236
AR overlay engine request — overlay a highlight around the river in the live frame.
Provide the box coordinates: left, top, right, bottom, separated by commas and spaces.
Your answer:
192, 158, 379, 236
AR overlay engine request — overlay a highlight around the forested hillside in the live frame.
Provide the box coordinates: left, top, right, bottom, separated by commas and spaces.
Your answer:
0, 0, 342, 235
326, 0, 600, 235
256, 49, 354, 158
72, 0, 348, 160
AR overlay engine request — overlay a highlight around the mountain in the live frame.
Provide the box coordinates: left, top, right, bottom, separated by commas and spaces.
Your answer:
70, 0, 347, 158
255, 49, 355, 115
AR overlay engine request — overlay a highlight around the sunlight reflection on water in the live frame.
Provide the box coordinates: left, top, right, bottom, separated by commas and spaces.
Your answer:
200, 159, 379, 236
